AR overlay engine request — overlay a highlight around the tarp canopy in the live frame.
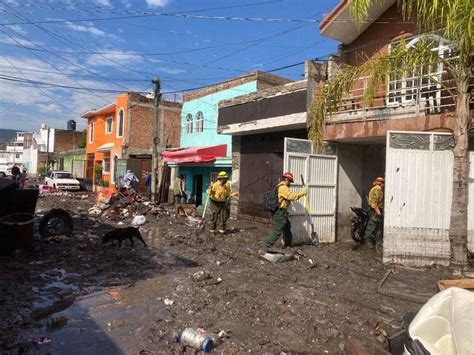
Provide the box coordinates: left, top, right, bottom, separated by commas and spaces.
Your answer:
161, 144, 227, 164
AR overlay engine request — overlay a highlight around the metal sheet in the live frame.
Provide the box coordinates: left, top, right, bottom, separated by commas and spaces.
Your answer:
384, 131, 473, 266
284, 138, 338, 243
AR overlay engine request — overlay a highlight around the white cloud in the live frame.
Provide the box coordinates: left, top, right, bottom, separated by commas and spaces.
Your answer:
158, 67, 186, 75
95, 0, 111, 6
40, 103, 62, 113
146, 0, 170, 8
0, 35, 41, 48
5, 25, 27, 36
0, 55, 140, 131
86, 50, 143, 68
65, 22, 106, 37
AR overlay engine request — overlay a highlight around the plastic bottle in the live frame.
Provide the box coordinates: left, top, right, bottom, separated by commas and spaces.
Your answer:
174, 328, 214, 353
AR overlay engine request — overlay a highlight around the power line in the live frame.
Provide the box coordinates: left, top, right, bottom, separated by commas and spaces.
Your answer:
2, 4, 135, 93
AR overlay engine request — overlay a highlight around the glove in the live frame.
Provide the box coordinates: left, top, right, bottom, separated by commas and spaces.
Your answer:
301, 188, 307, 196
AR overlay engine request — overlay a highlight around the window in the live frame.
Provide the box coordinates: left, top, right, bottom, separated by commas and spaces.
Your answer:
55, 172, 73, 179
103, 155, 110, 173
89, 121, 94, 143
105, 117, 113, 134
195, 111, 204, 132
15, 154, 20, 159
387, 34, 450, 113
186, 113, 193, 134
117, 109, 124, 137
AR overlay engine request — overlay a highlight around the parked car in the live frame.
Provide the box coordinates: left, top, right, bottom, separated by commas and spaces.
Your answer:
44, 171, 80, 190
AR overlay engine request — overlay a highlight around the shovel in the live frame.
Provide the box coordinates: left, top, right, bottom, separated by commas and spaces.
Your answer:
197, 192, 210, 232
300, 175, 319, 244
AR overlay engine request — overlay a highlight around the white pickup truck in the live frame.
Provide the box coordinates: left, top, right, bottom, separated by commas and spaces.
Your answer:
45, 171, 80, 190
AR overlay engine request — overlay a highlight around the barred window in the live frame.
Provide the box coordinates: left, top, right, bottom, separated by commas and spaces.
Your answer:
195, 111, 204, 132
186, 113, 193, 134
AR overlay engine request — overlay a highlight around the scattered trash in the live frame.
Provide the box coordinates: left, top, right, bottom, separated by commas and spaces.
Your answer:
164, 299, 174, 306
143, 202, 151, 206
44, 235, 68, 243
218, 330, 228, 339
38, 184, 53, 196
192, 271, 211, 282
175, 328, 214, 353
216, 277, 223, 283
260, 250, 294, 263
88, 206, 102, 216
117, 221, 124, 225
96, 190, 115, 204
31, 336, 52, 346
373, 322, 389, 350
185, 215, 201, 226
132, 215, 146, 226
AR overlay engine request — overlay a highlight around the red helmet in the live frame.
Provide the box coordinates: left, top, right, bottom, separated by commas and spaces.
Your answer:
282, 172, 294, 182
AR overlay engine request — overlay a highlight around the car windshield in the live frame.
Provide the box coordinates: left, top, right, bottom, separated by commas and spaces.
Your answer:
55, 173, 73, 179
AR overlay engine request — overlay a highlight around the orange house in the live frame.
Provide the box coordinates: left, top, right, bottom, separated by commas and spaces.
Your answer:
82, 92, 181, 193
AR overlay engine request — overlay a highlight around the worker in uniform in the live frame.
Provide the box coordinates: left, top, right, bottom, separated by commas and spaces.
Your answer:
207, 171, 237, 234
265, 172, 306, 248
365, 176, 384, 249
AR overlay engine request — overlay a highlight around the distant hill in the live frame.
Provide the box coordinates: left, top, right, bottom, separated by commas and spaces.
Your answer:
0, 129, 18, 143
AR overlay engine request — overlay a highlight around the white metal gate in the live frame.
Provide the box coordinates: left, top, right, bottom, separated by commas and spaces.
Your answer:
283, 138, 338, 243
384, 131, 473, 266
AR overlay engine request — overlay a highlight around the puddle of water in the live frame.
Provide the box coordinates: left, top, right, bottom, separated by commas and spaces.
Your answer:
19, 285, 170, 355
44, 281, 79, 291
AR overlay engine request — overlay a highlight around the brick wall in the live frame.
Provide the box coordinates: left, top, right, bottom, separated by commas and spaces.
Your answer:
128, 101, 182, 151
54, 130, 83, 152
183, 71, 292, 102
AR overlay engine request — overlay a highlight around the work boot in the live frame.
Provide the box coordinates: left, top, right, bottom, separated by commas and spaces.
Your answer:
208, 229, 216, 233
217, 229, 225, 235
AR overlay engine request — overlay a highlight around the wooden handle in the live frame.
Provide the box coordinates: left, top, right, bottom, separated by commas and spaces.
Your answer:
300, 174, 305, 186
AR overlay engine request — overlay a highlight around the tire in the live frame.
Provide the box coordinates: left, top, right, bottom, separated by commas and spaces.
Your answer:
39, 208, 73, 238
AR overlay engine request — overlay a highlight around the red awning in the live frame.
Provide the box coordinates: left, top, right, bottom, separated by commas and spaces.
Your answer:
161, 144, 227, 164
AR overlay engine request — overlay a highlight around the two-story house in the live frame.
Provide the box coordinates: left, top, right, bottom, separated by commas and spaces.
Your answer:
82, 92, 181, 195
317, 0, 473, 265
161, 71, 291, 206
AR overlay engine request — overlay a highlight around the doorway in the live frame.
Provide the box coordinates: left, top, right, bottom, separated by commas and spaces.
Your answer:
194, 174, 203, 206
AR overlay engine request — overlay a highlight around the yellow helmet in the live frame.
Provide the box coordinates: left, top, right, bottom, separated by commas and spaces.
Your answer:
217, 171, 229, 179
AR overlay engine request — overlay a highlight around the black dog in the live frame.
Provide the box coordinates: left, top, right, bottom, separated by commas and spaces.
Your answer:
102, 227, 147, 247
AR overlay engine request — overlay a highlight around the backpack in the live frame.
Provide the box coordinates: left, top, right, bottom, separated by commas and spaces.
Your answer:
263, 185, 279, 213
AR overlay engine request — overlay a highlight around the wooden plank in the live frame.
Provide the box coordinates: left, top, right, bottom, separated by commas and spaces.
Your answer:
437, 279, 474, 291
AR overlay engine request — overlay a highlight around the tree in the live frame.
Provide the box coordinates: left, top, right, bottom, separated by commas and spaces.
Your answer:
78, 129, 86, 149
309, 0, 472, 266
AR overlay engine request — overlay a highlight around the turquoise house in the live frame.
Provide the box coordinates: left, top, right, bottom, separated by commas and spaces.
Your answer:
162, 72, 291, 206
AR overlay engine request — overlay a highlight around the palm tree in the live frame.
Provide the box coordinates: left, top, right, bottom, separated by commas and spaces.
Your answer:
310, 0, 472, 266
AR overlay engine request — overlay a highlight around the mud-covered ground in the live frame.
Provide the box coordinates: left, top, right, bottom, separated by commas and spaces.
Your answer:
0, 191, 460, 354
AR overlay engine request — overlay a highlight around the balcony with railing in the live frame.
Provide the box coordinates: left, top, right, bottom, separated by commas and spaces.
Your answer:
326, 71, 463, 123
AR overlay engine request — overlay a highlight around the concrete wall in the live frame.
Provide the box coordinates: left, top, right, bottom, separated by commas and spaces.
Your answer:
336, 144, 364, 240
336, 143, 386, 241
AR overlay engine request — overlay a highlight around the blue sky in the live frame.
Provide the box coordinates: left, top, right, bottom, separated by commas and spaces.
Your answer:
0, 0, 339, 131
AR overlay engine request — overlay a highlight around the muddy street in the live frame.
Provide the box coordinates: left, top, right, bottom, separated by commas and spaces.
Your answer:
1, 192, 454, 354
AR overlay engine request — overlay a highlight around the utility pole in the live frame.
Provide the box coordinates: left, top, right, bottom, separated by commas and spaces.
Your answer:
151, 77, 162, 203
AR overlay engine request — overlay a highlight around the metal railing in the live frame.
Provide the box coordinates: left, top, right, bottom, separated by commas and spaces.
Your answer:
326, 73, 471, 122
